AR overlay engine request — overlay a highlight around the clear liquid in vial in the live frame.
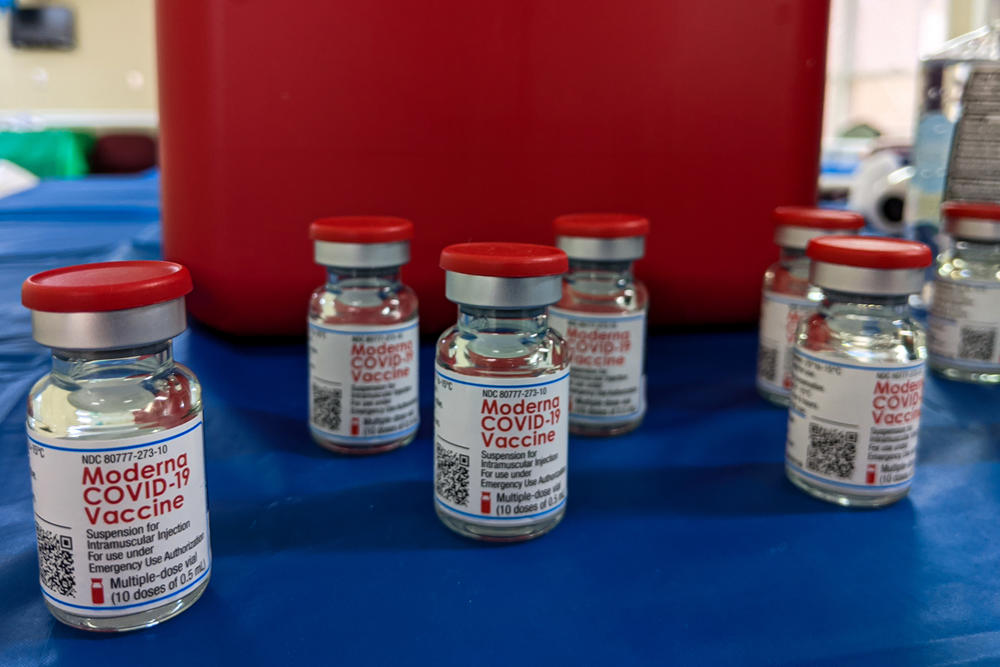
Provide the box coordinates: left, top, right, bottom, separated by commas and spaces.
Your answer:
27, 343, 209, 631
557, 264, 647, 435
435, 308, 569, 541
308, 270, 419, 454
786, 295, 926, 507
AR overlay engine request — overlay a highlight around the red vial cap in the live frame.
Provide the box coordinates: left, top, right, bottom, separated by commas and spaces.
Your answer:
440, 242, 568, 277
22, 261, 193, 313
772, 206, 865, 230
310, 216, 414, 243
941, 201, 1000, 221
806, 237, 932, 269
553, 213, 649, 238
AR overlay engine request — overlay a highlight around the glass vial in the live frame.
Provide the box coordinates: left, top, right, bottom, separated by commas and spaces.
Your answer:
786, 238, 932, 507
929, 201, 1000, 383
549, 213, 649, 436
757, 207, 864, 406
308, 217, 420, 455
22, 261, 211, 632
434, 243, 570, 542
906, 19, 1000, 247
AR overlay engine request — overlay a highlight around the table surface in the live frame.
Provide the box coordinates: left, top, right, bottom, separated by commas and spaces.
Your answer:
1, 174, 1000, 666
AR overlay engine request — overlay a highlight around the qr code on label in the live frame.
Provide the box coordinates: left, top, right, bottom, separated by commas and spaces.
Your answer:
805, 423, 858, 480
758, 344, 778, 383
311, 384, 342, 431
435, 443, 470, 507
36, 523, 75, 597
959, 327, 996, 361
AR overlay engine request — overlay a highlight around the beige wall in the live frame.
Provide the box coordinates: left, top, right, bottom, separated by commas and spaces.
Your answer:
0, 0, 157, 128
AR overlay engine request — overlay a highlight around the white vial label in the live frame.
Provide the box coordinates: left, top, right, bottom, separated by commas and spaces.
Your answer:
757, 291, 815, 396
929, 279, 1000, 369
309, 320, 420, 444
434, 367, 568, 526
548, 308, 645, 421
27, 416, 211, 617
786, 349, 925, 492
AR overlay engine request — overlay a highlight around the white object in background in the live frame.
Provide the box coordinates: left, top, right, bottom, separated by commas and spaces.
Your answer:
848, 150, 912, 236
0, 159, 39, 199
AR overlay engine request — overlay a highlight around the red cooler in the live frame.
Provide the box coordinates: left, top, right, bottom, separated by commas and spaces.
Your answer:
156, 1, 829, 335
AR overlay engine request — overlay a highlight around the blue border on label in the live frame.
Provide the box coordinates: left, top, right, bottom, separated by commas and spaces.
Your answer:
435, 497, 567, 521
547, 309, 646, 323
787, 462, 912, 491
793, 348, 924, 372
27, 420, 203, 453
435, 370, 568, 389
42, 567, 211, 611
310, 422, 419, 443
756, 376, 789, 396
762, 292, 816, 307
308, 320, 419, 336
570, 410, 644, 422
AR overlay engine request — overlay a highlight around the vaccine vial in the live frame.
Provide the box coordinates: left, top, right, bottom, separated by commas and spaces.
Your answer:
308, 217, 420, 454
434, 243, 570, 542
22, 261, 211, 632
928, 201, 1000, 384
786, 237, 932, 507
548, 213, 648, 436
757, 207, 865, 406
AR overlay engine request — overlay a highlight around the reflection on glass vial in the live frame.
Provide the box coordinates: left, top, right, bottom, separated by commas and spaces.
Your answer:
434, 242, 570, 542
549, 213, 649, 436
786, 238, 932, 508
906, 22, 1000, 247
23, 261, 211, 632
756, 207, 864, 406
929, 202, 1000, 384
308, 217, 420, 455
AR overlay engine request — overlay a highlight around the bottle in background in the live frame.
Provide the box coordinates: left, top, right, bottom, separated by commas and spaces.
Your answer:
550, 213, 649, 436
307, 217, 420, 455
906, 17, 1000, 248
757, 207, 864, 406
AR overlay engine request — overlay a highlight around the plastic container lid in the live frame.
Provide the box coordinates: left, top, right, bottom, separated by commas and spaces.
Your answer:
806, 237, 932, 269
22, 261, 193, 313
310, 216, 414, 244
553, 213, 650, 238
440, 242, 568, 277
773, 206, 865, 230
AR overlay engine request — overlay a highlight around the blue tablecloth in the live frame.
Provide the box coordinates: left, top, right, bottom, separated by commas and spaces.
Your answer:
1, 174, 999, 665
